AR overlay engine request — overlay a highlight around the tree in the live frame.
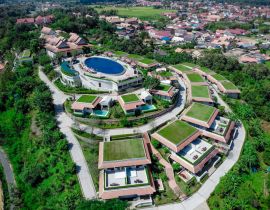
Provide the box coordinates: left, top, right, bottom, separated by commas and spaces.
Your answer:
143, 76, 160, 89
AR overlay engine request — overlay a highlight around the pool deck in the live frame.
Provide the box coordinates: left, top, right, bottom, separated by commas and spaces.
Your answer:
74, 56, 138, 82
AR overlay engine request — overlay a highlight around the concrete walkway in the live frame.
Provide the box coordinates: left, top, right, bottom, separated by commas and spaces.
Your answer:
0, 148, 16, 210
144, 133, 184, 198
39, 70, 97, 199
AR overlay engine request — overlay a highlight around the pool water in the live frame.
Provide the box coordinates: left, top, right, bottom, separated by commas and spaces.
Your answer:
84, 57, 125, 75
91, 110, 109, 117
140, 104, 157, 112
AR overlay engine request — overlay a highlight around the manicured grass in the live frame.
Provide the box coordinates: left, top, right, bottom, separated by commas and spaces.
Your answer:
187, 73, 205, 83
157, 84, 171, 92
77, 95, 97, 103
265, 61, 270, 69
173, 64, 192, 72
159, 71, 173, 77
114, 51, 127, 56
191, 85, 210, 98
157, 121, 198, 145
103, 139, 146, 161
181, 62, 197, 68
200, 66, 214, 74
139, 58, 156, 65
212, 74, 226, 81
221, 80, 239, 90
94, 6, 176, 20
127, 54, 143, 60
185, 103, 216, 122
121, 94, 140, 103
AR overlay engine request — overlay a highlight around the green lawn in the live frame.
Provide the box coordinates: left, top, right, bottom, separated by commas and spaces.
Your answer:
200, 66, 214, 74
181, 62, 197, 68
94, 6, 176, 20
221, 80, 239, 90
187, 73, 205, 83
21, 49, 31, 58
192, 85, 210, 98
127, 54, 143, 60
157, 121, 198, 145
159, 71, 173, 77
173, 64, 192, 72
157, 84, 171, 92
265, 61, 270, 69
103, 139, 146, 161
139, 58, 156, 65
186, 102, 216, 122
114, 51, 127, 56
212, 74, 226, 81
121, 94, 140, 103
77, 95, 97, 103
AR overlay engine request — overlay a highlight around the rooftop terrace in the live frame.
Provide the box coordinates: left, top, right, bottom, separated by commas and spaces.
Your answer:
212, 73, 227, 81
157, 120, 198, 145
103, 139, 146, 161
221, 80, 239, 90
77, 95, 97, 103
173, 64, 192, 72
187, 73, 205, 83
191, 85, 210, 98
209, 116, 230, 136
185, 103, 216, 123
178, 138, 214, 165
121, 94, 140, 103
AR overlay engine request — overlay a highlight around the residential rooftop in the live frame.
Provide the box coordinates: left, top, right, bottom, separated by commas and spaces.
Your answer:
77, 95, 97, 103
121, 94, 140, 103
221, 80, 239, 90
157, 120, 198, 145
187, 73, 205, 83
156, 83, 171, 92
103, 139, 146, 161
185, 103, 217, 123
191, 85, 210, 99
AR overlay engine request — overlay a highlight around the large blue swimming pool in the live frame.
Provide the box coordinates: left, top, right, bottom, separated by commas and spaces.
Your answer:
84, 57, 124, 75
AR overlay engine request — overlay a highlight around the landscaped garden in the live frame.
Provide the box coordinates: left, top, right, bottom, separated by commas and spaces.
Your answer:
172, 64, 192, 73
121, 94, 140, 103
212, 73, 227, 81
221, 80, 239, 90
185, 102, 216, 122
77, 95, 97, 103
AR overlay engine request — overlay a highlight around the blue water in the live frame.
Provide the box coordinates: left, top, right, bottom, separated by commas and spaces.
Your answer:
140, 104, 156, 112
84, 57, 124, 75
91, 110, 109, 117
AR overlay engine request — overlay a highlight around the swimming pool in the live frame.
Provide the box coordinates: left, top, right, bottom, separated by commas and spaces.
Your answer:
140, 104, 157, 112
84, 57, 125, 75
91, 110, 110, 118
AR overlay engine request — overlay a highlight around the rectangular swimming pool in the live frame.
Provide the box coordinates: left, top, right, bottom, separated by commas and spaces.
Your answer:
140, 104, 157, 112
91, 110, 110, 118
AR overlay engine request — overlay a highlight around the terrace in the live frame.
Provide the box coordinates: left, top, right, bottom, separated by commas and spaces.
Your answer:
172, 64, 192, 73
77, 95, 97, 103
212, 74, 227, 81
177, 138, 214, 165
121, 94, 141, 103
208, 116, 230, 136
104, 166, 149, 189
221, 80, 239, 91
199, 66, 215, 75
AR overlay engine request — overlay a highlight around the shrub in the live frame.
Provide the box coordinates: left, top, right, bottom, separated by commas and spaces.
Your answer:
152, 139, 161, 149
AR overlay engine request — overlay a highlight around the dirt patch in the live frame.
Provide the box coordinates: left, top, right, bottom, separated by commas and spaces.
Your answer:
261, 120, 270, 134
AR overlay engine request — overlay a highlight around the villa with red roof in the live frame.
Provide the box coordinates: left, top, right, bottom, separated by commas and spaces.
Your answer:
150, 83, 178, 102
98, 138, 156, 200
181, 103, 235, 153
41, 27, 92, 58
151, 120, 219, 175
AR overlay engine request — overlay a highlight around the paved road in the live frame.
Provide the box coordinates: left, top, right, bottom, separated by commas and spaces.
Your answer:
38, 70, 97, 199
144, 121, 246, 210
0, 148, 16, 210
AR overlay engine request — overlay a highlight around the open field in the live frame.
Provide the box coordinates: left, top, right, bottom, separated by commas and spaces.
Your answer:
103, 139, 146, 161
93, 6, 176, 20
186, 103, 216, 122
192, 85, 210, 98
157, 121, 197, 145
